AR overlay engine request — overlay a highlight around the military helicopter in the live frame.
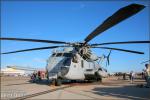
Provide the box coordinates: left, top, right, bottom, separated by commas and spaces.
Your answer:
1, 3, 150, 86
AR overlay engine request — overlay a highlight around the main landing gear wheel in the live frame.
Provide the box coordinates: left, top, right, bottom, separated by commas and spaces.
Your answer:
95, 72, 102, 83
55, 78, 62, 86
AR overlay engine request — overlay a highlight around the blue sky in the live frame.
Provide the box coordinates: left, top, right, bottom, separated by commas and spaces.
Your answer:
1, 1, 149, 73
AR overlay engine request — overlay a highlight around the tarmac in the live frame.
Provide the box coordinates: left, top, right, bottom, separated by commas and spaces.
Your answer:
1, 76, 150, 100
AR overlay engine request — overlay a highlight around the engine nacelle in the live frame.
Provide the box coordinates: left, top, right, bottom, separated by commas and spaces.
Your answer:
79, 47, 98, 61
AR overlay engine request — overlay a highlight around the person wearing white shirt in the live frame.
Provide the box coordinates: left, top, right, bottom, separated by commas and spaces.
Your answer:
130, 71, 135, 84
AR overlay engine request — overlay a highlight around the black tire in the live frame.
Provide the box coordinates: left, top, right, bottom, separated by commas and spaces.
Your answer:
55, 78, 62, 86
97, 77, 102, 83
95, 72, 102, 83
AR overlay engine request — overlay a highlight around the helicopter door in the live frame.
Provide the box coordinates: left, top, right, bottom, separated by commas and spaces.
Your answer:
81, 60, 84, 68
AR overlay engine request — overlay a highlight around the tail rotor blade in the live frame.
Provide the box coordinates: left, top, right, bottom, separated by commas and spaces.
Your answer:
106, 50, 111, 66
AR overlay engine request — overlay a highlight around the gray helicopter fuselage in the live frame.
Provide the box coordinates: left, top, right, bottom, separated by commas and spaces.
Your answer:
46, 48, 108, 81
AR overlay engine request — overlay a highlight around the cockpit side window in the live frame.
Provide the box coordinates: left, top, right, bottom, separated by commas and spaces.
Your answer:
63, 58, 71, 66
72, 54, 78, 63
52, 53, 73, 57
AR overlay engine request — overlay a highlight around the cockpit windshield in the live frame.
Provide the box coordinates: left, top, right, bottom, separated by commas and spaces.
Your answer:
52, 53, 73, 57
63, 58, 71, 66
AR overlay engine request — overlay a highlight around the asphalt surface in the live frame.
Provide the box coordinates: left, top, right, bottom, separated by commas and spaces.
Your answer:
1, 76, 150, 100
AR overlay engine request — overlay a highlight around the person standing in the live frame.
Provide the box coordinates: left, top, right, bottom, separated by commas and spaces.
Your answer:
141, 71, 144, 79
38, 71, 42, 81
123, 73, 126, 80
130, 71, 135, 84
129, 71, 132, 80
145, 64, 150, 88
31, 71, 37, 83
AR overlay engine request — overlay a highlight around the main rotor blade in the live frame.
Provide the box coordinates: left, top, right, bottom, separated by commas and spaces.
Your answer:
1, 46, 68, 54
92, 46, 144, 54
91, 41, 150, 46
84, 4, 145, 44
0, 37, 70, 44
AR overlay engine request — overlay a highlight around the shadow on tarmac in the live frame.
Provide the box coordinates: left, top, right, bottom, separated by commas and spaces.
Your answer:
91, 85, 150, 100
